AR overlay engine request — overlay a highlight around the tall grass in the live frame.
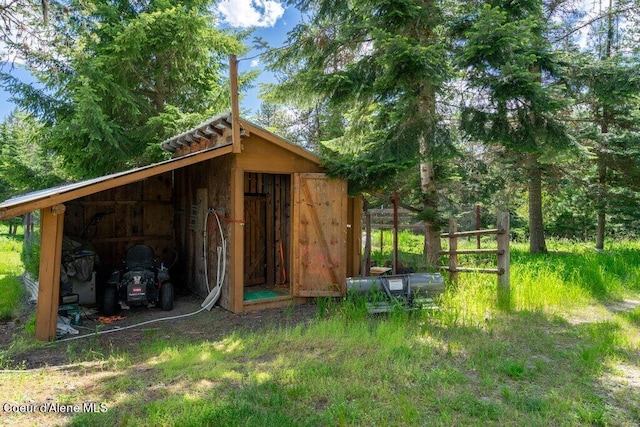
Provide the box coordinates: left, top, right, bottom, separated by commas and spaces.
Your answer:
437, 241, 640, 327
371, 232, 640, 325
0, 232, 25, 319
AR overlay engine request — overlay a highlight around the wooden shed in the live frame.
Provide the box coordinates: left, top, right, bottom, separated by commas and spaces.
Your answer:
0, 112, 361, 341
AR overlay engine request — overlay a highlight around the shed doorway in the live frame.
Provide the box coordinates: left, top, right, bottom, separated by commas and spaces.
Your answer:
243, 173, 291, 302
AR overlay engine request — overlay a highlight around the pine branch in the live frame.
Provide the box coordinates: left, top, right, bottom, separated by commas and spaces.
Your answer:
551, 4, 640, 43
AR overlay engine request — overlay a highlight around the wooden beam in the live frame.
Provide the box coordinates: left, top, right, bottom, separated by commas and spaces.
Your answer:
439, 266, 503, 274
87, 235, 173, 243
291, 174, 301, 297
360, 199, 371, 277
369, 208, 415, 215
35, 205, 65, 341
393, 192, 399, 275
347, 196, 363, 277
243, 296, 307, 311
230, 165, 245, 312
441, 228, 503, 238
496, 211, 511, 310
439, 248, 505, 255
230, 55, 242, 154
202, 125, 217, 136
448, 219, 458, 285
195, 188, 208, 296
371, 224, 425, 230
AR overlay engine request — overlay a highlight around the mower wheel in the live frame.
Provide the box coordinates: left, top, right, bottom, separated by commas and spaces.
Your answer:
160, 282, 174, 311
103, 287, 119, 316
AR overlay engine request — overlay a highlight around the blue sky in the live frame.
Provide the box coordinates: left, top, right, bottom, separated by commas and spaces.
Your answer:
0, 0, 299, 119
0, 66, 38, 119
218, 0, 301, 115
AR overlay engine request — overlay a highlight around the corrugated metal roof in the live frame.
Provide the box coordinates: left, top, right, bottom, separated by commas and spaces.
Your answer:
161, 111, 320, 163
161, 112, 233, 153
0, 144, 233, 220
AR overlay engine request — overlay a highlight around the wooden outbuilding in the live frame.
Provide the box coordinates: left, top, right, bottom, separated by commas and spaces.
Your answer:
0, 112, 361, 341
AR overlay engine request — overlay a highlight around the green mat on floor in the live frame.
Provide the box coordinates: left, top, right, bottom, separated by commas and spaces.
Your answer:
244, 290, 280, 301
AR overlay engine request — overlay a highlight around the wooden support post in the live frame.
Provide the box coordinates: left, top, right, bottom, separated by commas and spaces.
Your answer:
229, 55, 242, 154
496, 211, 510, 310
475, 204, 481, 249
231, 166, 245, 312
392, 192, 399, 275
35, 204, 65, 341
361, 199, 371, 276
346, 196, 363, 277
195, 188, 208, 296
448, 218, 458, 285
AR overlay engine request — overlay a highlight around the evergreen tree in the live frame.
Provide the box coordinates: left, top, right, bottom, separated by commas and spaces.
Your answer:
254, 94, 345, 152
1, 0, 252, 178
456, 0, 573, 253
566, 0, 640, 249
0, 111, 67, 198
251, 100, 335, 152
264, 0, 453, 266
0, 0, 50, 64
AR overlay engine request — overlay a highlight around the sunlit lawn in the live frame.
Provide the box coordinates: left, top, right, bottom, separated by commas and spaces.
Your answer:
1, 228, 639, 426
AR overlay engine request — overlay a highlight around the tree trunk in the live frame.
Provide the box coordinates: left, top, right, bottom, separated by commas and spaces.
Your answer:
595, 0, 613, 251
424, 211, 441, 268
595, 156, 607, 250
527, 154, 547, 254
418, 84, 442, 268
360, 199, 371, 275
596, 211, 606, 250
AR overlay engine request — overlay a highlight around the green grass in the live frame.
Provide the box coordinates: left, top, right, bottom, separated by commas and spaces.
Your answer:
0, 229, 25, 320
372, 231, 640, 319
66, 304, 638, 426
2, 233, 640, 425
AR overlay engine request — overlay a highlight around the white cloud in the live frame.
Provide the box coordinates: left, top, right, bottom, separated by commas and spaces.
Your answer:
250, 59, 260, 67
217, 0, 285, 28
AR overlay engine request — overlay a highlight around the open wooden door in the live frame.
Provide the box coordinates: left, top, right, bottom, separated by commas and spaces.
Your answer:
292, 173, 347, 297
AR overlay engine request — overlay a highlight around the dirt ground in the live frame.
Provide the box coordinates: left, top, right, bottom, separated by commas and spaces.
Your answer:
0, 293, 318, 369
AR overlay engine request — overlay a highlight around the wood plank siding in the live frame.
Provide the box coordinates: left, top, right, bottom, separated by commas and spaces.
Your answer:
292, 173, 348, 297
63, 172, 174, 273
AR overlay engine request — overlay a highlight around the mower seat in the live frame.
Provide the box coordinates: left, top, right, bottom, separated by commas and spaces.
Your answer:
125, 244, 155, 269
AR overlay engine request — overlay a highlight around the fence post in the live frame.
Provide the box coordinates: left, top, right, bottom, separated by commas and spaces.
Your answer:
361, 200, 371, 276
392, 192, 399, 274
448, 218, 458, 285
496, 211, 510, 310
475, 204, 481, 249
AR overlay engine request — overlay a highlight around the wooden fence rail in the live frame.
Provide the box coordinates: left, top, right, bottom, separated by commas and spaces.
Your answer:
369, 207, 424, 230
439, 211, 510, 310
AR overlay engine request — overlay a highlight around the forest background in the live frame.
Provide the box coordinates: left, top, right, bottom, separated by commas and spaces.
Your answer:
0, 0, 638, 258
